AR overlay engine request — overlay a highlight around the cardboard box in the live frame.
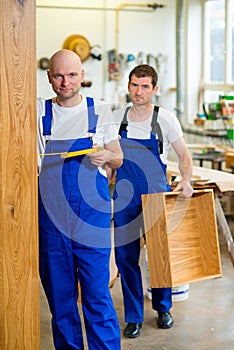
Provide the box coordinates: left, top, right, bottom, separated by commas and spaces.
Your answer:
142, 190, 222, 288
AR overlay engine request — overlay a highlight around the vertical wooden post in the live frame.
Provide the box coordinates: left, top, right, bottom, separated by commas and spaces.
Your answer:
0, 1, 39, 349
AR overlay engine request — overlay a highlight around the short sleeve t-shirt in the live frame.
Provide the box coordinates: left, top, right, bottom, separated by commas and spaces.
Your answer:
113, 105, 183, 164
37, 96, 119, 174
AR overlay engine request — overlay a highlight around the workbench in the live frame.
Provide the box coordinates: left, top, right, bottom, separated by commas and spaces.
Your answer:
167, 162, 234, 266
192, 150, 226, 170
183, 125, 229, 140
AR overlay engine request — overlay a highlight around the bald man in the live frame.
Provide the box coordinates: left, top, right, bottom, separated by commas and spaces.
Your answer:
38, 49, 122, 350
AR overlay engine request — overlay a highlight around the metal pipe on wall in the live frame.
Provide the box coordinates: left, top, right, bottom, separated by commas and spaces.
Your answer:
115, 3, 165, 53
36, 4, 159, 12
37, 2, 165, 57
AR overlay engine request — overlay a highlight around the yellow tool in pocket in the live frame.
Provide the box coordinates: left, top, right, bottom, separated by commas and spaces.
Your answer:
39, 147, 104, 158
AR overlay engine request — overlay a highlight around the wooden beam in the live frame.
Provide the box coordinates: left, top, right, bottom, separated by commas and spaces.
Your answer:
0, 1, 39, 349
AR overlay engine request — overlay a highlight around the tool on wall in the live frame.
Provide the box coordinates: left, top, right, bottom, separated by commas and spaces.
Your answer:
90, 45, 102, 61
107, 49, 122, 81
81, 81, 92, 88
62, 34, 91, 62
136, 51, 146, 64
62, 34, 103, 63
38, 35, 102, 70
107, 3, 165, 82
81, 73, 93, 88
37, 57, 50, 70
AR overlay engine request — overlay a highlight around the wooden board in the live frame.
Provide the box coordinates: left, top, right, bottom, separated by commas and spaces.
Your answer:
142, 190, 222, 288
167, 161, 234, 192
0, 1, 39, 349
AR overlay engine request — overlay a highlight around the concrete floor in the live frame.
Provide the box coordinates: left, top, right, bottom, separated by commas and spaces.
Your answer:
40, 216, 234, 350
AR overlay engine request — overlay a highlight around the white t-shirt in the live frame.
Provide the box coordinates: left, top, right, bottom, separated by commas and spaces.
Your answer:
37, 96, 119, 174
113, 105, 183, 164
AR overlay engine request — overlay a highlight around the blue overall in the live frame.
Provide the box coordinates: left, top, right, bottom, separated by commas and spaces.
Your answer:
38, 98, 120, 350
113, 106, 172, 324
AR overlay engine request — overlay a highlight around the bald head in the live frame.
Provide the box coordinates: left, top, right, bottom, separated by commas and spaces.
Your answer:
49, 49, 82, 72
47, 49, 84, 106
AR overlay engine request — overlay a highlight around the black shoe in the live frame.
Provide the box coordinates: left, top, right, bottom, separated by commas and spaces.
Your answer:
157, 312, 173, 329
123, 323, 142, 338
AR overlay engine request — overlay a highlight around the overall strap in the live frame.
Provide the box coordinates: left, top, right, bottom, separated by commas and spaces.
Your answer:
119, 106, 131, 134
151, 106, 163, 154
86, 96, 98, 133
42, 97, 99, 136
119, 106, 163, 154
42, 99, 53, 138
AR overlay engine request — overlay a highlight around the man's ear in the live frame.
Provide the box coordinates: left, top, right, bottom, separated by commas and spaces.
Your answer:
47, 70, 52, 84
153, 85, 158, 95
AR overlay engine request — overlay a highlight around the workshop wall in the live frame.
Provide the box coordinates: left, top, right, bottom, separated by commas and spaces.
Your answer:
36, 0, 202, 123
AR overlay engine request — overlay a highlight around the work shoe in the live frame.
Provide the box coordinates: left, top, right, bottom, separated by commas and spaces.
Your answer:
157, 311, 174, 329
123, 323, 142, 338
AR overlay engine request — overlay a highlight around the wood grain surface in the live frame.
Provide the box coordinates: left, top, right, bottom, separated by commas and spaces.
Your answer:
142, 190, 222, 288
0, 1, 39, 349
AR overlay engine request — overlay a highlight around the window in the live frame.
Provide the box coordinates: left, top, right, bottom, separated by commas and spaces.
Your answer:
204, 0, 234, 101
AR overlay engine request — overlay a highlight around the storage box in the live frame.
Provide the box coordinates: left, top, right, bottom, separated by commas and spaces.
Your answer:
204, 119, 225, 130
225, 149, 234, 168
142, 190, 222, 288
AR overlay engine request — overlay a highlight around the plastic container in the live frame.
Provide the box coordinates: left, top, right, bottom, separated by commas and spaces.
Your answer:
147, 287, 152, 300
172, 284, 190, 302
146, 285, 190, 302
